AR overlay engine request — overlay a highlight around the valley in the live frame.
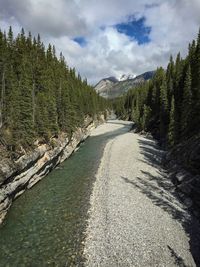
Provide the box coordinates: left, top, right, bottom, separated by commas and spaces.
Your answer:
0, 6, 200, 266
1, 120, 199, 266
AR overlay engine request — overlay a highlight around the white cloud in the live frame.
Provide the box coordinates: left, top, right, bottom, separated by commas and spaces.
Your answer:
0, 0, 87, 37
0, 0, 200, 84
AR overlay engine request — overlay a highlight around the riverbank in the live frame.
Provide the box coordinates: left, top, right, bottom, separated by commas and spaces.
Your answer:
0, 118, 133, 266
0, 116, 105, 224
84, 120, 200, 266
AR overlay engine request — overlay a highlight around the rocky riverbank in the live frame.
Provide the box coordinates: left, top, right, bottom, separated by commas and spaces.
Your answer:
164, 139, 200, 221
137, 131, 200, 223
0, 116, 105, 224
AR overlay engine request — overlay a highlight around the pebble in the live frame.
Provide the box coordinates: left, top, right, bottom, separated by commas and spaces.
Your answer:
84, 120, 197, 267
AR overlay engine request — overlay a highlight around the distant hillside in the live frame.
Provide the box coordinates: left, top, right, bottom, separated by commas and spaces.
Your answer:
94, 77, 118, 98
95, 71, 155, 99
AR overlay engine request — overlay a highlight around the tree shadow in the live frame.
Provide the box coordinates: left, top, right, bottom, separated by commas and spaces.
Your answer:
138, 137, 165, 170
106, 120, 134, 127
121, 175, 187, 225
121, 136, 200, 266
167, 245, 189, 267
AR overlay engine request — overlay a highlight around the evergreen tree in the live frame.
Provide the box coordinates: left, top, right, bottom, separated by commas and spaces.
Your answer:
159, 75, 169, 140
142, 104, 152, 131
181, 65, 192, 139
0, 28, 108, 151
168, 96, 175, 146
111, 29, 200, 149
191, 29, 200, 134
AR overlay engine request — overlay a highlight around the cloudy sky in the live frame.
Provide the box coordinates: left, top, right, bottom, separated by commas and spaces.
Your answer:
0, 0, 200, 84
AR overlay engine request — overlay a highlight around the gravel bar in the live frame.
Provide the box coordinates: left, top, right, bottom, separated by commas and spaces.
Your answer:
84, 120, 198, 267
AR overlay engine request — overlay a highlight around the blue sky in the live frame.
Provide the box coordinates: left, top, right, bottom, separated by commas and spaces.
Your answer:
73, 37, 87, 47
74, 17, 151, 46
0, 0, 200, 84
115, 17, 151, 44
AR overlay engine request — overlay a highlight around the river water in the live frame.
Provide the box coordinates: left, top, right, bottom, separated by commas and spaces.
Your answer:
0, 121, 131, 266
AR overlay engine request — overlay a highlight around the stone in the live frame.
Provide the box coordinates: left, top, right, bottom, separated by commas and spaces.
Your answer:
184, 197, 193, 208
170, 163, 180, 173
175, 170, 191, 183
177, 180, 194, 195
169, 172, 177, 184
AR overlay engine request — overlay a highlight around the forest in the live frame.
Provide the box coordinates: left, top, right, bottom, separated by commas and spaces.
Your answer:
114, 30, 200, 150
0, 27, 108, 153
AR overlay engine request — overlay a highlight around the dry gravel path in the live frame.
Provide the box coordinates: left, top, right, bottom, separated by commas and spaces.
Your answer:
84, 120, 198, 267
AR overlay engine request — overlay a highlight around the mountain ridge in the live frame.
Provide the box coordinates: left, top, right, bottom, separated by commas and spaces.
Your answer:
95, 71, 155, 99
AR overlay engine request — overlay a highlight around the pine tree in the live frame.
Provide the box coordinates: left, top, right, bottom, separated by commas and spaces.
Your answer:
159, 75, 169, 140
0, 27, 108, 150
111, 29, 200, 149
17, 58, 34, 145
181, 65, 192, 139
7, 26, 13, 46
0, 29, 6, 129
142, 104, 152, 131
191, 29, 200, 134
168, 96, 175, 146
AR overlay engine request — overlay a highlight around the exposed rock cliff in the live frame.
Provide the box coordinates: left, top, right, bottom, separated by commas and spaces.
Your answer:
95, 71, 155, 99
0, 116, 105, 224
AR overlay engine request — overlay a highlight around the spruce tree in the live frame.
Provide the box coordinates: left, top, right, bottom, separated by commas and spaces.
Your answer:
181, 65, 192, 139
0, 27, 108, 150
191, 29, 200, 134
142, 104, 152, 131
159, 76, 169, 140
168, 96, 175, 146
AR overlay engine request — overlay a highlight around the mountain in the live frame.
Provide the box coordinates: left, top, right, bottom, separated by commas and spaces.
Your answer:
119, 74, 136, 81
94, 76, 118, 98
95, 71, 155, 99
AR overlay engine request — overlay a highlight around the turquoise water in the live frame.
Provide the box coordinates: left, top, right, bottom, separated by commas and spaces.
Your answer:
0, 122, 131, 266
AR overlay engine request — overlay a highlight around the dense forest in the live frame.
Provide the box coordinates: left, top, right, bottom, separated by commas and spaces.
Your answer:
114, 30, 200, 149
0, 27, 108, 152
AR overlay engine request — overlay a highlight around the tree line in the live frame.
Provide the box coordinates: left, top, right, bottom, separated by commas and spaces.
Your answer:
114, 30, 200, 148
0, 27, 108, 152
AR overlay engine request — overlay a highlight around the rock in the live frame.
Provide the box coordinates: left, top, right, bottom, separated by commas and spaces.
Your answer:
175, 170, 191, 183
192, 209, 200, 220
192, 188, 200, 201
164, 144, 200, 219
169, 163, 180, 173
194, 199, 200, 208
184, 197, 193, 208
193, 175, 200, 185
177, 180, 194, 195
169, 172, 178, 184
165, 152, 172, 163
177, 191, 185, 200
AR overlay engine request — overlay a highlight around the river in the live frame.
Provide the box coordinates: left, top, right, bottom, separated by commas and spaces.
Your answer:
0, 121, 132, 266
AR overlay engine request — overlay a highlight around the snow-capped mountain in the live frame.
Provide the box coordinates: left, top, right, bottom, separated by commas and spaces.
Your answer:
118, 74, 136, 81
95, 71, 155, 99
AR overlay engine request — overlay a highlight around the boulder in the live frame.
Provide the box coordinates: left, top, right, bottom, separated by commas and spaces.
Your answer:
175, 170, 191, 183
183, 197, 193, 208
177, 179, 194, 195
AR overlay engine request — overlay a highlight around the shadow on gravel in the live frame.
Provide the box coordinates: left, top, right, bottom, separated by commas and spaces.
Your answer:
92, 121, 133, 139
106, 121, 134, 127
121, 136, 200, 267
138, 138, 165, 170
167, 245, 188, 267
121, 175, 187, 224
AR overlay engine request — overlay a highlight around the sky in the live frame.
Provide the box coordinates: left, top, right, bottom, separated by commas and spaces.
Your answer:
0, 0, 200, 84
